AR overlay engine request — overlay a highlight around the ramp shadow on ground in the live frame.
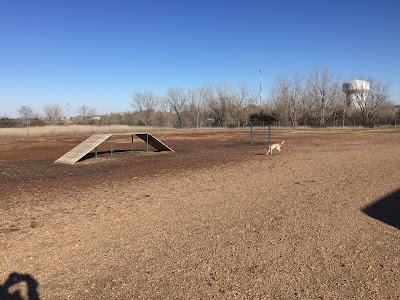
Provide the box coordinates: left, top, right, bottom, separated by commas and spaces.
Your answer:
78, 149, 159, 162
362, 188, 400, 229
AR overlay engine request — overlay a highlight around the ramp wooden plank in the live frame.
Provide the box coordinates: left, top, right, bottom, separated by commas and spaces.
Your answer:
55, 134, 112, 164
135, 133, 174, 152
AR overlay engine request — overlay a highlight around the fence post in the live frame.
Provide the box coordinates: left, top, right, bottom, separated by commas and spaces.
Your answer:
250, 122, 253, 144
268, 123, 271, 146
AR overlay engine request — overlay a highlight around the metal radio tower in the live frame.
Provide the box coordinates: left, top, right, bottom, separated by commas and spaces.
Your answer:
259, 67, 262, 104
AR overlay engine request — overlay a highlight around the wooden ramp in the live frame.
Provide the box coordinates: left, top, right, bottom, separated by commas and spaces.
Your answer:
135, 133, 174, 152
54, 134, 112, 164
55, 133, 173, 164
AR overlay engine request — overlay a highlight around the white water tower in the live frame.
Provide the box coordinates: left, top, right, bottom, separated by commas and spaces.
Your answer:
342, 79, 370, 109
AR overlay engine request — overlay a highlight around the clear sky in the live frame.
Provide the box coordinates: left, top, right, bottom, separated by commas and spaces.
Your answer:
1, 0, 399, 117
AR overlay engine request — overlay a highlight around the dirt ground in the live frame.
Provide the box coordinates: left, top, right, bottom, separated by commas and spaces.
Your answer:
0, 128, 399, 299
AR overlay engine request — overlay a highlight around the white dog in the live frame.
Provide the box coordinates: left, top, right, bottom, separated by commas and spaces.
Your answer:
266, 141, 284, 155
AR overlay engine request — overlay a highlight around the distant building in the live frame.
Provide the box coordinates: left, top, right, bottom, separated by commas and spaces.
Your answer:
61, 116, 72, 125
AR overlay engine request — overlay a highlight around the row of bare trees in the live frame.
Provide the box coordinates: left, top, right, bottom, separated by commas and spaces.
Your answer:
7, 68, 398, 129
15, 104, 98, 126
130, 70, 396, 128
269, 69, 394, 127
131, 82, 260, 128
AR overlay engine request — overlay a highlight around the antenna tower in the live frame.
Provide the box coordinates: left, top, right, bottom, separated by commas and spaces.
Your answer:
259, 67, 262, 104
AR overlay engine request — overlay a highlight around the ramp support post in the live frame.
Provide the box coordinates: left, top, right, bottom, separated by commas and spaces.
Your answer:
110, 135, 113, 159
131, 134, 134, 153
146, 133, 149, 155
95, 147, 98, 159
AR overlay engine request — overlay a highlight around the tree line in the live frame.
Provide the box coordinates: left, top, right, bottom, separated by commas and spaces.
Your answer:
2, 68, 399, 128
1, 104, 99, 128
268, 69, 395, 127
131, 69, 398, 127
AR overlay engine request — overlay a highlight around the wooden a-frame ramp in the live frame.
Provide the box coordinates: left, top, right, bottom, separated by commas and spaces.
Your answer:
135, 133, 173, 152
54, 133, 174, 164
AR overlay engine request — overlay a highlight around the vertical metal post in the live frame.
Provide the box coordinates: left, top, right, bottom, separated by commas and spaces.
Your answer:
146, 133, 149, 155
131, 134, 134, 153
259, 67, 262, 104
110, 135, 113, 159
95, 147, 98, 159
268, 123, 271, 146
250, 122, 253, 144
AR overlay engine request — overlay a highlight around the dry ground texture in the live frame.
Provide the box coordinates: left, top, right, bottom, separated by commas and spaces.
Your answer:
0, 127, 399, 299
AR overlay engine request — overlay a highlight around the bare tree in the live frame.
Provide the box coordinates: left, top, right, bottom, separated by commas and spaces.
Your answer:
291, 73, 308, 127
43, 104, 63, 135
207, 82, 235, 125
327, 74, 346, 126
238, 83, 257, 125
77, 104, 97, 124
17, 105, 34, 137
77, 105, 90, 118
158, 96, 172, 127
131, 91, 158, 126
43, 104, 63, 125
371, 100, 396, 126
360, 79, 391, 126
333, 90, 348, 126
17, 105, 34, 124
307, 69, 324, 126
87, 108, 97, 117
306, 68, 340, 126
200, 84, 217, 124
167, 87, 187, 128
186, 88, 206, 128
270, 75, 292, 126
225, 83, 254, 126
191, 86, 213, 127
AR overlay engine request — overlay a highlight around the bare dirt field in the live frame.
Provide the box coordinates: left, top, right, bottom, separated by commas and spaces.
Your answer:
0, 128, 399, 299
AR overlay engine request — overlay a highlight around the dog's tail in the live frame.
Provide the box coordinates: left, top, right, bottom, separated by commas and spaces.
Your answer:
281, 141, 285, 145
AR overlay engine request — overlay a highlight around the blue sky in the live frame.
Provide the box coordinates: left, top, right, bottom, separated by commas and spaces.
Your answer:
1, 0, 399, 117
